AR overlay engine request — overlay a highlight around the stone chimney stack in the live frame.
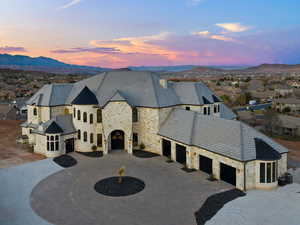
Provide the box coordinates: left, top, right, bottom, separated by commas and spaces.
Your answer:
159, 79, 168, 88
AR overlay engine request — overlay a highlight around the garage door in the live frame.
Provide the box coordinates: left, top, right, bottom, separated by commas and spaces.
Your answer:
220, 163, 236, 186
199, 155, 213, 174
176, 144, 186, 165
162, 139, 171, 157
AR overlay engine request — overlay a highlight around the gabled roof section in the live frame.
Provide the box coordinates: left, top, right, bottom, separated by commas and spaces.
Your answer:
212, 95, 221, 103
71, 86, 99, 105
45, 121, 63, 134
109, 90, 128, 102
255, 138, 281, 160
158, 109, 288, 162
202, 96, 211, 104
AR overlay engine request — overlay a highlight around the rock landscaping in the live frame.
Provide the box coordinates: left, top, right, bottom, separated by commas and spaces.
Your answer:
76, 151, 103, 158
53, 155, 77, 168
133, 150, 160, 158
94, 176, 145, 197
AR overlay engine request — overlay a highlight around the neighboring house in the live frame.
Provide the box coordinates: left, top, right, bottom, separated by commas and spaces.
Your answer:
273, 98, 300, 113
288, 81, 300, 89
21, 71, 288, 191
251, 90, 276, 102
274, 84, 293, 97
265, 115, 300, 137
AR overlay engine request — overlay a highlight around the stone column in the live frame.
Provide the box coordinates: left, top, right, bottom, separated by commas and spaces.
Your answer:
171, 141, 176, 161
213, 160, 220, 179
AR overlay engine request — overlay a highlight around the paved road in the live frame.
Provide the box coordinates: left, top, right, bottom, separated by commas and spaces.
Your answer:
31, 151, 231, 225
0, 159, 63, 225
235, 103, 272, 112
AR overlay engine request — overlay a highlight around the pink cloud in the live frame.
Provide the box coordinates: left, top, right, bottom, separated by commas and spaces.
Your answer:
0, 46, 27, 53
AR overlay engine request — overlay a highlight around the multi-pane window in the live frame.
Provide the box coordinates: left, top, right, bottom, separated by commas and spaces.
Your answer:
90, 114, 93, 124
83, 112, 87, 123
97, 109, 102, 123
77, 110, 81, 120
133, 133, 138, 146
260, 162, 277, 183
33, 108, 37, 116
83, 132, 87, 142
214, 105, 218, 113
132, 107, 138, 122
78, 129, 81, 140
47, 135, 59, 151
97, 134, 102, 147
90, 133, 94, 144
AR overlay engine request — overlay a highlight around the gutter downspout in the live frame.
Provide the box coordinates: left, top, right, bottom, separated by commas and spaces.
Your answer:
244, 161, 247, 192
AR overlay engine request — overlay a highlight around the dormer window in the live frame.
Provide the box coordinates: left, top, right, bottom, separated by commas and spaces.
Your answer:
132, 107, 138, 122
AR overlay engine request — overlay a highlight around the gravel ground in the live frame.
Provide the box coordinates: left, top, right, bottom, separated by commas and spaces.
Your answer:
206, 183, 300, 225
0, 159, 62, 225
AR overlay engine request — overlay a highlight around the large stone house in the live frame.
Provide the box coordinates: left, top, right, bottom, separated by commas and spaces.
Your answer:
21, 71, 288, 191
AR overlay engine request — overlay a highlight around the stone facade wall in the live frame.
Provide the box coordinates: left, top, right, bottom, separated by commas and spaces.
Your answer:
102, 101, 132, 154
72, 104, 103, 152
278, 153, 288, 176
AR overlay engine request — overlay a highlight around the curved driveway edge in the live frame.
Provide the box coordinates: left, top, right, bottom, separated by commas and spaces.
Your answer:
0, 159, 63, 225
206, 183, 300, 225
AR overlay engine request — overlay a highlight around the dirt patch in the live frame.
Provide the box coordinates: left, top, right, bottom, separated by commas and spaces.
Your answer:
0, 120, 45, 168
274, 138, 300, 163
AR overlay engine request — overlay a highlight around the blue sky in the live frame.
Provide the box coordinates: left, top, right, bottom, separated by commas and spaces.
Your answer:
0, 0, 299, 67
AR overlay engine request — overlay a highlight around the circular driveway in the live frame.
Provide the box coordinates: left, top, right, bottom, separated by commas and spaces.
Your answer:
31, 151, 231, 225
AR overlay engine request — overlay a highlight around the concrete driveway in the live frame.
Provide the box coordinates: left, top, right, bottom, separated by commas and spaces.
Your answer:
0, 159, 63, 225
30, 151, 231, 225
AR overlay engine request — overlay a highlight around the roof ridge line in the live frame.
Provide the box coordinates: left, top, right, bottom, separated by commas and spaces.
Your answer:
190, 111, 197, 145
150, 73, 160, 107
48, 84, 54, 106
96, 72, 108, 96
239, 122, 245, 160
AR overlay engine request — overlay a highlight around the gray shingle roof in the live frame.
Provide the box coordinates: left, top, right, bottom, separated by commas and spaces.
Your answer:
158, 109, 288, 161
33, 115, 76, 135
26, 71, 236, 119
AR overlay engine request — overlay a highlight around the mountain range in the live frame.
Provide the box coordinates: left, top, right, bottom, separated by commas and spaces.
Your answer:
0, 54, 299, 74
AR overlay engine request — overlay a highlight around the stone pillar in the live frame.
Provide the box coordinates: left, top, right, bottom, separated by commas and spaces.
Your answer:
186, 148, 192, 169
171, 141, 176, 161
213, 160, 220, 179
128, 135, 133, 154
103, 139, 108, 155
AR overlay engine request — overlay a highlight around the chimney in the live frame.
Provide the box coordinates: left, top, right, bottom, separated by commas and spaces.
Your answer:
159, 79, 168, 88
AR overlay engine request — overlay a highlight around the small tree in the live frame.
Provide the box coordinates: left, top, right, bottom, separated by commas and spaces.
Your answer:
118, 166, 125, 184
140, 143, 145, 150
91, 145, 97, 151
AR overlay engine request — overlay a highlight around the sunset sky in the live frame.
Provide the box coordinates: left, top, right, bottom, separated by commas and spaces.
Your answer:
0, 0, 300, 68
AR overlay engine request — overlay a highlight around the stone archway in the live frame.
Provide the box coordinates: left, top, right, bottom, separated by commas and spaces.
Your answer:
110, 130, 125, 150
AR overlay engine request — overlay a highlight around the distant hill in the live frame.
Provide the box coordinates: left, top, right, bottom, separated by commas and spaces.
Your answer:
244, 64, 300, 72
0, 54, 110, 75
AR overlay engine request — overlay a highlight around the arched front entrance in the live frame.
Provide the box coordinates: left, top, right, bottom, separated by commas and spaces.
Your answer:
110, 130, 125, 150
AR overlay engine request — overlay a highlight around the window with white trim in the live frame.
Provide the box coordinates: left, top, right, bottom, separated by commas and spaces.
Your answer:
47, 135, 59, 151
260, 162, 277, 183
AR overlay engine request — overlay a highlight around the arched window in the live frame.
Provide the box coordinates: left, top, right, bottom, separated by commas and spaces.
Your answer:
33, 108, 37, 116
73, 108, 76, 118
90, 133, 94, 144
97, 109, 102, 123
90, 114, 93, 124
83, 112, 87, 122
132, 107, 138, 122
77, 110, 81, 120
78, 129, 81, 140
83, 132, 87, 142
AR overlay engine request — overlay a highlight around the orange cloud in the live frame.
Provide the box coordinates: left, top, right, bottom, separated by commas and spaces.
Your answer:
216, 23, 250, 33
